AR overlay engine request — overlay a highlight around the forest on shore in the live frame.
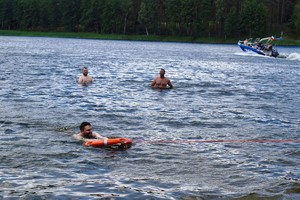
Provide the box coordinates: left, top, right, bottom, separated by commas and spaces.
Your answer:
0, 0, 300, 41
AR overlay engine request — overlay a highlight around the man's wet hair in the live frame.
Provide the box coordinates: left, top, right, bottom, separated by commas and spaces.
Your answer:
80, 122, 91, 131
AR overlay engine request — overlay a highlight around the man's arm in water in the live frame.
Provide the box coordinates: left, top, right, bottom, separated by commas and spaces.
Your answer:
167, 79, 173, 88
151, 78, 157, 88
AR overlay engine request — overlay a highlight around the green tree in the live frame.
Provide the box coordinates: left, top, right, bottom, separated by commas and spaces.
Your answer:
0, 0, 299, 38
138, 0, 159, 35
0, 0, 6, 29
138, 1, 149, 35
239, 0, 256, 36
80, 0, 102, 32
119, 0, 133, 34
253, 3, 267, 37
48, 0, 62, 31
165, 0, 181, 36
61, 0, 81, 32
0, 0, 14, 29
224, 8, 239, 38
180, 0, 195, 36
215, 0, 225, 37
200, 0, 213, 37
291, 1, 300, 34
19, 0, 40, 30
101, 0, 124, 34
239, 0, 267, 37
39, 0, 50, 31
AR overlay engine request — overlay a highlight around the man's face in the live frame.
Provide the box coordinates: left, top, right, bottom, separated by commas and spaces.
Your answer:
82, 68, 88, 76
82, 125, 92, 136
160, 69, 165, 77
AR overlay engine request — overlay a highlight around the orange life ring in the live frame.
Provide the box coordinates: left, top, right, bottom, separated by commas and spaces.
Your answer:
84, 138, 133, 148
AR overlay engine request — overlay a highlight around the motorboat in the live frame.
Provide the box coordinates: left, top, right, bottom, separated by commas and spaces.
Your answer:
238, 36, 282, 57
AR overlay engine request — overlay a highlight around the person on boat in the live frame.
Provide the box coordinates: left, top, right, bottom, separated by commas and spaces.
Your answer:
257, 41, 265, 50
266, 43, 273, 51
264, 43, 274, 56
257, 42, 262, 49
151, 68, 173, 89
74, 122, 107, 141
254, 38, 260, 48
78, 67, 93, 84
243, 38, 249, 46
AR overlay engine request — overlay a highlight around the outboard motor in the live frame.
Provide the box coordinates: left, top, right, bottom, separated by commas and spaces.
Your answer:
271, 49, 279, 57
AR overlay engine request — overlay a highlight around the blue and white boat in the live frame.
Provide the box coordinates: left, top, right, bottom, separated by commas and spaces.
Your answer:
238, 36, 282, 57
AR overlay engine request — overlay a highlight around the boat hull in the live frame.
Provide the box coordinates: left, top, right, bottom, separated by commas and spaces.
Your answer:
238, 42, 265, 56
238, 42, 279, 58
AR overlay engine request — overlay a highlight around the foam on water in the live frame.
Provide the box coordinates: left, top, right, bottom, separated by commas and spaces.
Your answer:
286, 52, 300, 61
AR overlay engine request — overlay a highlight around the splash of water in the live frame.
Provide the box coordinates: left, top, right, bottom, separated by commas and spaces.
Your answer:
286, 53, 300, 61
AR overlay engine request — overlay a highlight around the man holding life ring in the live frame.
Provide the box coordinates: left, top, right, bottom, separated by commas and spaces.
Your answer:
151, 68, 173, 89
78, 67, 93, 84
74, 122, 107, 141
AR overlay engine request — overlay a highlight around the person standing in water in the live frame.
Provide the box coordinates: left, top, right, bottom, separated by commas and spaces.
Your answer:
73, 122, 106, 141
151, 68, 173, 89
78, 67, 93, 84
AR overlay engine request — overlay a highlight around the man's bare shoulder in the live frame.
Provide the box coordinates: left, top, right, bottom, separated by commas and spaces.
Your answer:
73, 133, 83, 140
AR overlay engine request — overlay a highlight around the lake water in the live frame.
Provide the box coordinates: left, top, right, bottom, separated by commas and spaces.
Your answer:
0, 36, 300, 199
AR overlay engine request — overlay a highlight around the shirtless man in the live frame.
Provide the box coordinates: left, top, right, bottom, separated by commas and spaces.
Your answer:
73, 122, 106, 141
243, 38, 249, 46
78, 67, 93, 84
151, 69, 173, 89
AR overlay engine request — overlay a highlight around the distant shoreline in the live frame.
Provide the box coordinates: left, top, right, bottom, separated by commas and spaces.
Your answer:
1, 30, 299, 46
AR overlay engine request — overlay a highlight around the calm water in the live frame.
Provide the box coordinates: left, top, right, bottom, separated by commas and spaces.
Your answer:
0, 36, 300, 199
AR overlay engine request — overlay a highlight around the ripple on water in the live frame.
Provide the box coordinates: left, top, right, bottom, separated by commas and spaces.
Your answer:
0, 37, 299, 199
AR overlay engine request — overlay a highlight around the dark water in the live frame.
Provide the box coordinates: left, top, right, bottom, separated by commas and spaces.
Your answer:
0, 36, 300, 199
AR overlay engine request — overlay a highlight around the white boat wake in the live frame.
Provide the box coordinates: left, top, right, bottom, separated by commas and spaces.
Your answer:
235, 52, 300, 61
234, 51, 277, 59
286, 53, 300, 61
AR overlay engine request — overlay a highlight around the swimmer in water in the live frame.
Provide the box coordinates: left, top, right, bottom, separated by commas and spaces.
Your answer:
73, 122, 106, 141
78, 67, 93, 84
151, 68, 173, 89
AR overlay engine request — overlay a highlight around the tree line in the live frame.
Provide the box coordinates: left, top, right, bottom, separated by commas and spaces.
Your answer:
0, 0, 300, 38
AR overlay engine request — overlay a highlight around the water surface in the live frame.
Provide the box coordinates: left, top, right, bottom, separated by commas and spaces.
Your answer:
0, 36, 300, 199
